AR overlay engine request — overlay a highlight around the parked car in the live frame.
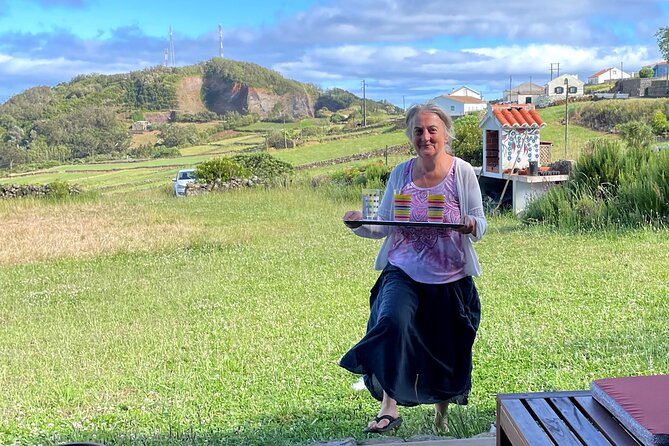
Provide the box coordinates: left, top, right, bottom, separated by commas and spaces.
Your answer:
173, 168, 197, 196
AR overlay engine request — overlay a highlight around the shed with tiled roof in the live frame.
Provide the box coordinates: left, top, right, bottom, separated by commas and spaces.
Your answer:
479, 104, 546, 177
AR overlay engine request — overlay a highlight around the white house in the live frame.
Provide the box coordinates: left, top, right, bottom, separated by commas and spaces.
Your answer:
448, 86, 482, 100
503, 82, 544, 104
588, 67, 631, 84
545, 75, 584, 101
431, 95, 487, 118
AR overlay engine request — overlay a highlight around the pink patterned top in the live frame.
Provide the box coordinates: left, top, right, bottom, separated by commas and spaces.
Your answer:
387, 158, 466, 284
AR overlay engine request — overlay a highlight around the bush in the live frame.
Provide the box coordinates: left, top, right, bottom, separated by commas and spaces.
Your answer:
523, 140, 669, 229
322, 161, 391, 188
195, 158, 250, 183
266, 130, 294, 149
452, 114, 483, 166
573, 98, 669, 132
650, 110, 669, 135
230, 153, 294, 181
616, 120, 655, 151
47, 180, 72, 198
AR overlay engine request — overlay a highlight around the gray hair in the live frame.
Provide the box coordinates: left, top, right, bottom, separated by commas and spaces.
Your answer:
404, 102, 455, 153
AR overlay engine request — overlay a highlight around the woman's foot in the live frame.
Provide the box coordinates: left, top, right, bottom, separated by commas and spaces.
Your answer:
433, 402, 449, 433
365, 391, 400, 432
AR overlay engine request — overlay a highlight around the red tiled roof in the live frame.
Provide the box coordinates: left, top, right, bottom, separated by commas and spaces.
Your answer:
490, 104, 545, 128
589, 67, 611, 78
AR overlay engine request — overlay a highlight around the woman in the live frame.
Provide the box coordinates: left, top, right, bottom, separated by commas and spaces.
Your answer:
341, 103, 486, 434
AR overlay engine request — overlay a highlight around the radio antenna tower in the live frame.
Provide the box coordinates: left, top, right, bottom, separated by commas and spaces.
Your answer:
169, 26, 175, 66
218, 24, 224, 58
164, 48, 169, 66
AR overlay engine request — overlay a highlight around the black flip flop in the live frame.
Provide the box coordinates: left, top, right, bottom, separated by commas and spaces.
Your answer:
363, 414, 403, 433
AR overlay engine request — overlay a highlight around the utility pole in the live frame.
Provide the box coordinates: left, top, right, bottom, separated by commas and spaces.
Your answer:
164, 48, 169, 67
402, 95, 406, 112
218, 24, 224, 58
362, 80, 367, 127
550, 63, 560, 80
564, 77, 569, 159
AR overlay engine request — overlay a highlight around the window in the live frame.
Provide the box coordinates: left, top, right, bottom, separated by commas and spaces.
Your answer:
568, 86, 577, 94
554, 86, 564, 94
525, 97, 532, 104
450, 106, 455, 111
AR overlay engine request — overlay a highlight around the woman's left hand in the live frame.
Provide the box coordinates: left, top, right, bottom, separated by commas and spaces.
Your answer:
456, 215, 477, 236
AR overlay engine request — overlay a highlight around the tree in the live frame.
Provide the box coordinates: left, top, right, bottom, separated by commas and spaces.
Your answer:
656, 27, 669, 65
158, 124, 200, 147
0, 140, 28, 169
639, 66, 654, 78
451, 113, 483, 166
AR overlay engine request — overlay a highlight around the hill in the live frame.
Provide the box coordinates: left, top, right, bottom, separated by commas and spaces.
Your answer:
0, 58, 401, 169
0, 58, 399, 123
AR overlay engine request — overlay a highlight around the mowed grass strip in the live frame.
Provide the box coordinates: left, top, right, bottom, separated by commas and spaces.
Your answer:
1, 186, 668, 445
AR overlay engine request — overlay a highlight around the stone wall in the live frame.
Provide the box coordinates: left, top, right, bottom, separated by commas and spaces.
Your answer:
618, 78, 669, 97
0, 184, 81, 198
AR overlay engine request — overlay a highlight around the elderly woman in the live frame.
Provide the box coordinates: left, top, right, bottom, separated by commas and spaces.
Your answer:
340, 103, 486, 434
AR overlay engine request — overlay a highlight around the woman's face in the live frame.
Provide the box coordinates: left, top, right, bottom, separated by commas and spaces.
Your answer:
411, 112, 447, 158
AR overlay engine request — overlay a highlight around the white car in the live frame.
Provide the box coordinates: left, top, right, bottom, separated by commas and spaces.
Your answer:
173, 168, 197, 196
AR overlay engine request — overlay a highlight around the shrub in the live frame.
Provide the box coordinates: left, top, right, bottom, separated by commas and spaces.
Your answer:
230, 153, 294, 181
195, 157, 250, 183
47, 180, 72, 198
616, 120, 655, 151
452, 114, 483, 166
266, 130, 295, 149
650, 110, 669, 135
523, 140, 669, 229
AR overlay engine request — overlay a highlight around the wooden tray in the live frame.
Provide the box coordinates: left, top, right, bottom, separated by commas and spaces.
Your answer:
346, 219, 464, 229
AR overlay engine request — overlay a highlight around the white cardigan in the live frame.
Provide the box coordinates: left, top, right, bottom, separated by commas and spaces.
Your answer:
352, 157, 486, 276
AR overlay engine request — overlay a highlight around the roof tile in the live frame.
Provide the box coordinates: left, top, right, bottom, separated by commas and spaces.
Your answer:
490, 104, 545, 128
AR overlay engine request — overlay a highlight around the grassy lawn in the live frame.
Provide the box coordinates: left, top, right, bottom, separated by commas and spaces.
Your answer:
1, 186, 668, 446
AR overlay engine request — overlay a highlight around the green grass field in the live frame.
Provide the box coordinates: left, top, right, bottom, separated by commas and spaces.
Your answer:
536, 103, 618, 161
1, 185, 668, 446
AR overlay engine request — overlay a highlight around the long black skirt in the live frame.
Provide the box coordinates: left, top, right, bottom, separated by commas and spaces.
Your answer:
339, 264, 481, 407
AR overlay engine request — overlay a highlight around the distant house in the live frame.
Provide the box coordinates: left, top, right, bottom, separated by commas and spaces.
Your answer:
131, 120, 150, 133
448, 86, 482, 100
545, 75, 584, 100
644, 61, 669, 78
588, 67, 631, 84
431, 95, 487, 118
503, 82, 544, 104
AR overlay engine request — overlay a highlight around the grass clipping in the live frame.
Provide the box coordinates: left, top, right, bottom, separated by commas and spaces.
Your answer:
2, 201, 195, 266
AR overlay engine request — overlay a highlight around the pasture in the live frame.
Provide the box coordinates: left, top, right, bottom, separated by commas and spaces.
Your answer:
1, 107, 668, 445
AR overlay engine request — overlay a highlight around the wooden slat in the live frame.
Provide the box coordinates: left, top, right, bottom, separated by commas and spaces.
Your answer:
573, 396, 641, 446
498, 391, 590, 401
526, 398, 582, 446
499, 398, 555, 446
550, 397, 612, 446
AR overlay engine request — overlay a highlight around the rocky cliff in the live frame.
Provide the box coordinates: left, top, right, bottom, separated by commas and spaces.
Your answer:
202, 78, 314, 121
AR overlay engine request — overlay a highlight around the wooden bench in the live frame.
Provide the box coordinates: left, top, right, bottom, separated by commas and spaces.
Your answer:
496, 390, 642, 446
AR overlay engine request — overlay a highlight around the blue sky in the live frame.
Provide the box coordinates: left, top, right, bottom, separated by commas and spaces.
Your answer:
1, 0, 667, 107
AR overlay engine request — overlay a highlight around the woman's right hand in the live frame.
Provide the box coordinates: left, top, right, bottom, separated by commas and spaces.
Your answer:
343, 210, 363, 228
